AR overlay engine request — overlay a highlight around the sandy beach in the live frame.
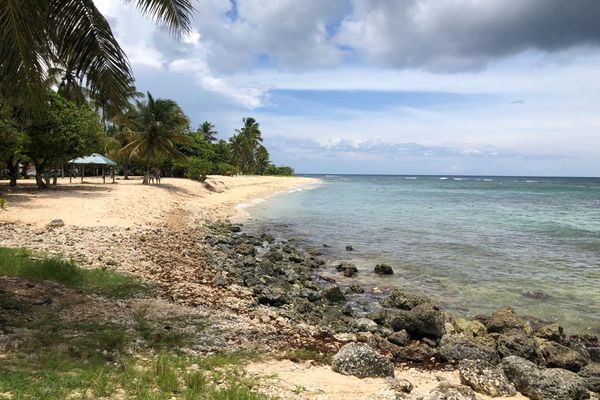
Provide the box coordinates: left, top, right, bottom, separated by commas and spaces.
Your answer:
0, 175, 319, 228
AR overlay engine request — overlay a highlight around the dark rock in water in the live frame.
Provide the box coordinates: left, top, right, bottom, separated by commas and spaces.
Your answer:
522, 290, 552, 300
388, 303, 444, 339
256, 288, 289, 307
259, 232, 275, 242
235, 243, 256, 256
417, 383, 478, 400
501, 355, 590, 400
331, 342, 394, 378
458, 359, 516, 397
387, 330, 411, 347
264, 248, 284, 262
496, 332, 543, 364
537, 323, 566, 343
348, 283, 364, 294
288, 254, 304, 263
395, 341, 437, 363
439, 334, 499, 364
317, 274, 336, 284
486, 306, 531, 334
578, 363, 600, 393
368, 309, 389, 326
345, 245, 354, 251
540, 339, 589, 372
297, 288, 321, 302
336, 261, 358, 277
322, 243, 330, 247
380, 289, 434, 310
341, 304, 354, 316
570, 335, 600, 363
374, 263, 394, 275
322, 285, 346, 303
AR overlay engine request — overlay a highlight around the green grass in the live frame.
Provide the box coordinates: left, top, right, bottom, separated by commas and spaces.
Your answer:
0, 196, 6, 209
281, 348, 332, 365
0, 247, 150, 298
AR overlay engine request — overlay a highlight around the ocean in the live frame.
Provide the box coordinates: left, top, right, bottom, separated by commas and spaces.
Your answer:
245, 175, 600, 333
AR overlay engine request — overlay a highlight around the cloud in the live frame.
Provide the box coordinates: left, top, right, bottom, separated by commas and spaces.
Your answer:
336, 0, 600, 71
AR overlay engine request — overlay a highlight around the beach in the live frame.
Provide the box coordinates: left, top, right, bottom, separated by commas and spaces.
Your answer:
1, 176, 598, 399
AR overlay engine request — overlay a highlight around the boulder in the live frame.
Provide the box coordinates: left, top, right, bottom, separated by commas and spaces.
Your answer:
501, 355, 590, 400
348, 283, 364, 294
46, 219, 65, 229
374, 264, 394, 275
540, 339, 589, 372
537, 323, 566, 343
496, 332, 543, 363
486, 306, 531, 334
439, 334, 499, 364
380, 289, 433, 310
235, 244, 256, 256
458, 359, 516, 397
322, 285, 346, 303
256, 288, 289, 307
345, 245, 354, 251
455, 318, 488, 338
395, 341, 437, 363
388, 303, 444, 339
331, 343, 395, 378
417, 383, 478, 400
579, 363, 600, 393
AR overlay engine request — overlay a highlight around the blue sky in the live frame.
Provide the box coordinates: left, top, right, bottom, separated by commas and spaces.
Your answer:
97, 0, 600, 176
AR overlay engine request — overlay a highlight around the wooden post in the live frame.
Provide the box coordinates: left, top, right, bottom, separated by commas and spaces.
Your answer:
69, 164, 72, 183
102, 165, 106, 184
111, 167, 115, 183
81, 165, 84, 183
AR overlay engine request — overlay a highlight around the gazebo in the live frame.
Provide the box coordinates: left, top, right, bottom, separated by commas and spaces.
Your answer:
68, 153, 117, 184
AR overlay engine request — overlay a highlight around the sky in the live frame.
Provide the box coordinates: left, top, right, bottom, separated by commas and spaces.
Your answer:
95, 0, 600, 176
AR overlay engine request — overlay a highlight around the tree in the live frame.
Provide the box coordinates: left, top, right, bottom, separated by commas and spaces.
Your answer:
121, 92, 190, 184
254, 145, 270, 175
0, 0, 193, 115
24, 92, 104, 188
0, 109, 28, 186
197, 121, 218, 143
230, 117, 264, 174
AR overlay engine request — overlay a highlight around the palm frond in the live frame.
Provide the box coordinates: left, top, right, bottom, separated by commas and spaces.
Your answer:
123, 0, 194, 35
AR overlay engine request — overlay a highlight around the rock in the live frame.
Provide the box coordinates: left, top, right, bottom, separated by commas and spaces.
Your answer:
46, 219, 65, 229
395, 341, 437, 363
350, 318, 379, 333
439, 334, 499, 364
322, 285, 346, 303
458, 359, 516, 397
537, 323, 566, 343
386, 377, 413, 394
486, 306, 531, 334
331, 343, 395, 378
380, 289, 433, 310
235, 244, 256, 256
388, 303, 444, 339
455, 318, 487, 338
264, 248, 284, 262
288, 254, 304, 263
496, 332, 543, 363
540, 339, 589, 372
345, 245, 353, 251
417, 383, 478, 400
501, 355, 590, 400
211, 273, 228, 288
579, 363, 600, 393
256, 288, 289, 307
374, 263, 394, 275
348, 283, 364, 294
388, 330, 411, 347
336, 262, 358, 277
228, 224, 241, 232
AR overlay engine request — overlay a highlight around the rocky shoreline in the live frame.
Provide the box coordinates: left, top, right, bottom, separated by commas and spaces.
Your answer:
2, 219, 599, 399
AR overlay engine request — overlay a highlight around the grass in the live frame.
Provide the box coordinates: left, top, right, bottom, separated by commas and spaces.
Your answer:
281, 348, 332, 365
0, 196, 5, 209
0, 247, 150, 298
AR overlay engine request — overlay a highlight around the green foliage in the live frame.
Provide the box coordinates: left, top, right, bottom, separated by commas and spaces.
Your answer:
187, 157, 214, 182
282, 348, 331, 364
0, 197, 5, 209
216, 162, 238, 176
0, 247, 149, 298
265, 165, 294, 176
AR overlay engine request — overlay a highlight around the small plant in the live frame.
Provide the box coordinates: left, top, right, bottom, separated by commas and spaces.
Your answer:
0, 196, 5, 209
293, 384, 306, 394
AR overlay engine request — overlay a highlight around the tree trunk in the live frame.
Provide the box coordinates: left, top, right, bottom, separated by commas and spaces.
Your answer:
123, 161, 129, 180
7, 159, 19, 187
143, 163, 150, 184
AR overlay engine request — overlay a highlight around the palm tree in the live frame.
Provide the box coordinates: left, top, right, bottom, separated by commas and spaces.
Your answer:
197, 121, 218, 143
254, 145, 270, 175
0, 0, 193, 115
230, 117, 263, 173
121, 92, 190, 184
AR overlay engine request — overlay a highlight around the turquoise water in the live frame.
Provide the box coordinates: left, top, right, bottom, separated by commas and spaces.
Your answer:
247, 175, 600, 333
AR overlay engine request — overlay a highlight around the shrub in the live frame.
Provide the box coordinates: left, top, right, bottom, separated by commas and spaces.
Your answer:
216, 162, 238, 176
0, 197, 5, 209
186, 158, 214, 182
